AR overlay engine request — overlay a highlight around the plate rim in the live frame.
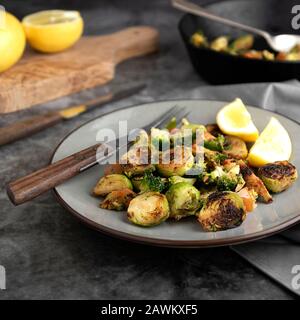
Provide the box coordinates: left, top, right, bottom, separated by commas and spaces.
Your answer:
51, 99, 300, 248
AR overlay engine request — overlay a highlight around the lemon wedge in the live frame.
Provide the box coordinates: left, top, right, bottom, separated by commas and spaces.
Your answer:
0, 12, 26, 72
22, 10, 83, 53
248, 117, 292, 167
216, 98, 259, 142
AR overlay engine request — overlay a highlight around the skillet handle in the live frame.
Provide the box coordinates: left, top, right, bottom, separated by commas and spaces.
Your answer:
7, 143, 101, 206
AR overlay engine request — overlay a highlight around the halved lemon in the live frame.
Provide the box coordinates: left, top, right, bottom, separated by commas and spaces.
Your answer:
22, 10, 83, 53
248, 117, 292, 167
216, 98, 259, 142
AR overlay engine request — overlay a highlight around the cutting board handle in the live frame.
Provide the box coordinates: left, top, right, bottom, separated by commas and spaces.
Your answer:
110, 26, 159, 64
0, 26, 159, 113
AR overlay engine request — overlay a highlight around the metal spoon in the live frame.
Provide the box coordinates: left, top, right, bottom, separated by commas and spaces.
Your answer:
172, 0, 300, 52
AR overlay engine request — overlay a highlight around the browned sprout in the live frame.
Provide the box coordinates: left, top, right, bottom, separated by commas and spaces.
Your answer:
238, 160, 272, 203
93, 174, 133, 196
205, 123, 222, 137
198, 191, 246, 232
121, 145, 155, 178
257, 161, 298, 193
100, 189, 136, 211
223, 135, 248, 160
156, 146, 194, 177
127, 192, 170, 227
210, 36, 229, 52
229, 34, 254, 53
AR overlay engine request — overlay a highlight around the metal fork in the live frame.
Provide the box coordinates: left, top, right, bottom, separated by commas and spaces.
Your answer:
90, 105, 189, 168
7, 106, 189, 205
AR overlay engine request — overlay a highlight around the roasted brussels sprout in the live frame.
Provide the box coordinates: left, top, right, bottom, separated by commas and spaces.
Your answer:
257, 161, 298, 193
283, 52, 300, 61
210, 36, 229, 52
198, 191, 246, 231
132, 171, 167, 193
205, 123, 222, 137
229, 34, 254, 53
204, 148, 227, 168
165, 117, 177, 131
262, 50, 275, 60
204, 134, 225, 152
127, 192, 170, 227
223, 135, 248, 159
242, 49, 274, 60
169, 118, 203, 146
186, 155, 207, 177
157, 146, 194, 177
190, 31, 208, 48
93, 174, 133, 196
180, 118, 206, 142
122, 163, 155, 178
121, 145, 155, 177
131, 176, 144, 192
242, 50, 263, 59
166, 182, 201, 220
100, 189, 136, 211
104, 164, 123, 176
202, 164, 245, 192
150, 128, 170, 151
169, 176, 196, 186
238, 160, 272, 203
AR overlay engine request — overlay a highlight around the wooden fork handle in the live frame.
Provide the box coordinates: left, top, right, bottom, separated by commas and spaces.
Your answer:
7, 143, 101, 205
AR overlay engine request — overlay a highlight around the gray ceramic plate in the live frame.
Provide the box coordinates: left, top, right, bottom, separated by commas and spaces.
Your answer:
51, 100, 300, 247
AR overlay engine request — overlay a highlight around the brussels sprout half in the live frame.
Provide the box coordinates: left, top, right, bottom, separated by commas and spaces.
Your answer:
166, 182, 201, 220
229, 34, 254, 53
120, 145, 155, 178
168, 176, 196, 186
210, 36, 229, 52
157, 146, 194, 177
132, 171, 167, 193
190, 31, 208, 48
93, 174, 133, 197
257, 161, 298, 193
198, 191, 246, 232
100, 189, 136, 211
150, 128, 170, 151
239, 160, 272, 203
223, 135, 248, 160
127, 192, 170, 227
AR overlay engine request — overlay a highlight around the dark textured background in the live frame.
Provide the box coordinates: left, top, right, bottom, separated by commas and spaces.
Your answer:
0, 0, 296, 299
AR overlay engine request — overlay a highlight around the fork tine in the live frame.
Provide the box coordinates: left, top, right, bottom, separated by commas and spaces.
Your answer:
95, 107, 190, 167
158, 109, 190, 129
143, 106, 181, 131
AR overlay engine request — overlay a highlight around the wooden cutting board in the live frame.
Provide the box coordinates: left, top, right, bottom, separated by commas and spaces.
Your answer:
0, 26, 159, 114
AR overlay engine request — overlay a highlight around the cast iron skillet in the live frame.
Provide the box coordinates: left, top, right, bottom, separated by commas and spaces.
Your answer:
178, 0, 300, 84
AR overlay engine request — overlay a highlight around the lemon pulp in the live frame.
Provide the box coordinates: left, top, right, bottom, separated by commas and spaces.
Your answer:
216, 98, 259, 142
248, 117, 292, 167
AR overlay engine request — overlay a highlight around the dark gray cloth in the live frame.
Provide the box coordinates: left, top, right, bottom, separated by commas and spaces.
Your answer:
164, 80, 300, 296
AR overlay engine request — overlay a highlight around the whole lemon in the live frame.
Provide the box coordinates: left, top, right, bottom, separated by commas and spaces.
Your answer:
22, 10, 83, 53
0, 12, 26, 72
